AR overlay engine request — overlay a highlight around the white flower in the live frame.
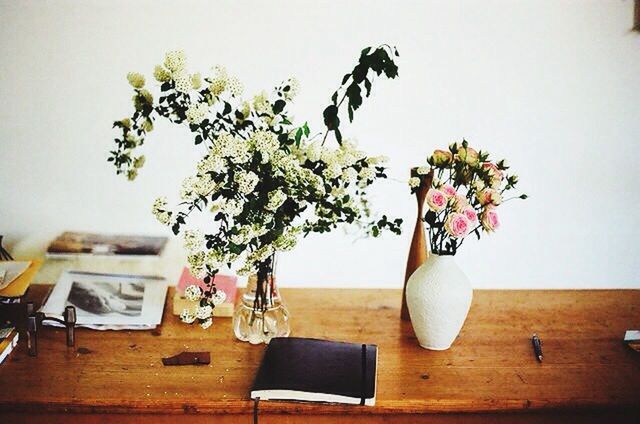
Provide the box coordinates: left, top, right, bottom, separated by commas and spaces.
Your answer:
305, 141, 321, 162
153, 65, 171, 82
209, 78, 227, 96
187, 252, 206, 278
205, 249, 227, 270
323, 163, 342, 180
174, 72, 192, 93
180, 308, 196, 324
358, 167, 375, 182
180, 175, 216, 200
191, 73, 202, 90
152, 197, 172, 226
253, 131, 279, 154
126, 72, 145, 89
183, 230, 204, 253
184, 284, 202, 302
236, 262, 255, 276
341, 168, 358, 184
248, 245, 274, 265
266, 189, 287, 211
200, 318, 213, 329
253, 91, 271, 115
197, 154, 226, 174
185, 102, 208, 124
227, 76, 244, 97
366, 155, 388, 165
416, 166, 430, 175
273, 228, 299, 252
409, 177, 420, 188
133, 155, 146, 169
230, 226, 252, 245
234, 171, 259, 194
284, 77, 299, 100
222, 198, 244, 217
196, 305, 213, 319
212, 290, 227, 306
217, 135, 250, 163
164, 50, 186, 73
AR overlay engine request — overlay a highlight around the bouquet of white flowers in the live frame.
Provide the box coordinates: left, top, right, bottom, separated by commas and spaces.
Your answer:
108, 46, 402, 329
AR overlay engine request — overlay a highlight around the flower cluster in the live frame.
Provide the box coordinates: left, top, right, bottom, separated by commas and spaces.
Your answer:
109, 49, 402, 328
410, 140, 526, 255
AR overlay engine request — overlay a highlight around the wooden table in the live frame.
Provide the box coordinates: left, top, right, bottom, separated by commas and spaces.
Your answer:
1, 286, 639, 423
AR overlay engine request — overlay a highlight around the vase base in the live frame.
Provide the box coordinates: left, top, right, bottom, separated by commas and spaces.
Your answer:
418, 343, 452, 351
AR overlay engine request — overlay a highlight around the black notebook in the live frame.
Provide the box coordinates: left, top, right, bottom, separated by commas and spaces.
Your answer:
251, 337, 378, 406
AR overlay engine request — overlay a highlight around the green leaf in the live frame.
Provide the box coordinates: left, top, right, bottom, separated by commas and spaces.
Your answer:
364, 78, 372, 97
352, 63, 368, 83
341, 73, 351, 85
424, 211, 437, 226
346, 83, 362, 112
303, 122, 310, 137
335, 128, 342, 144
323, 105, 339, 130
273, 99, 286, 115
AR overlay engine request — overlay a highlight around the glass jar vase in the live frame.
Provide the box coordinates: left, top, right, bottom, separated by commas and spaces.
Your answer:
232, 272, 290, 344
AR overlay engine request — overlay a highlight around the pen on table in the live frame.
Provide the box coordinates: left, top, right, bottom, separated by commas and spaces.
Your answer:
532, 334, 543, 362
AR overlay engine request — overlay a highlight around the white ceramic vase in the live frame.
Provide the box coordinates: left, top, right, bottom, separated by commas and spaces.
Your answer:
406, 254, 473, 350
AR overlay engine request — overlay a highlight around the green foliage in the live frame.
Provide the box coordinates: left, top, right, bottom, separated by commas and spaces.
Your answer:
323, 45, 399, 145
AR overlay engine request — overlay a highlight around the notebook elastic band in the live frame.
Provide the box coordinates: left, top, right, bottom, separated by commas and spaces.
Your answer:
360, 344, 367, 406
253, 396, 260, 424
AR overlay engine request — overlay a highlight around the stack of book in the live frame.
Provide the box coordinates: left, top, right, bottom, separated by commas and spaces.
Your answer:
172, 267, 238, 318
0, 326, 19, 364
46, 231, 168, 259
0, 261, 39, 365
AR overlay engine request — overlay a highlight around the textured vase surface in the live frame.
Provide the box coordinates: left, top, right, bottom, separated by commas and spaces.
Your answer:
406, 254, 473, 350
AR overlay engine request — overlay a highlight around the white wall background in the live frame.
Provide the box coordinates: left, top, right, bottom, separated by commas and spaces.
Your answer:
1, 0, 639, 288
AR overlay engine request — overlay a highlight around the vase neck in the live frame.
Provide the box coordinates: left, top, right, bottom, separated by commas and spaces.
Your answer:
428, 253, 457, 264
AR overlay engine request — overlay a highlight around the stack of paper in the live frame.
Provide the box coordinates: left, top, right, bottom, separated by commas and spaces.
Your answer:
40, 270, 167, 330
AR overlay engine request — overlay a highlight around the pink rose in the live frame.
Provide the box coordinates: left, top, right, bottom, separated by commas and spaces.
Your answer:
477, 188, 502, 206
425, 189, 447, 212
481, 208, 500, 232
453, 194, 469, 212
482, 162, 504, 188
444, 213, 471, 239
441, 183, 456, 199
462, 206, 478, 223
430, 149, 453, 167
456, 147, 479, 166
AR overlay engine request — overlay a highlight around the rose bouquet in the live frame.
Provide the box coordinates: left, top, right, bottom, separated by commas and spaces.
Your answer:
409, 140, 526, 255
108, 47, 402, 332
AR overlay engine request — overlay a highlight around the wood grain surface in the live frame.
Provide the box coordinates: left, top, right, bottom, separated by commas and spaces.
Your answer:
0, 286, 639, 422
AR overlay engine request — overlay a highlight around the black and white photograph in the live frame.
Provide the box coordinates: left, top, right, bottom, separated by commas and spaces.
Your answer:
67, 280, 145, 317
40, 271, 167, 330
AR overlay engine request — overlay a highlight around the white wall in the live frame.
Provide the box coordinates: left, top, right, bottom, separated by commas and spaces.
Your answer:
1, 0, 639, 288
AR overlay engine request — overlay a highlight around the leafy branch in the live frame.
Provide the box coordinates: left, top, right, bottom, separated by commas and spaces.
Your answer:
322, 45, 399, 145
